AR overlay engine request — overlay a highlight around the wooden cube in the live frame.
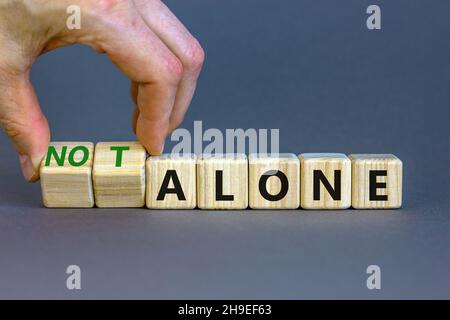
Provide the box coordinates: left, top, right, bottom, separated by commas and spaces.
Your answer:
299, 153, 351, 209
249, 153, 300, 209
146, 154, 197, 209
349, 154, 402, 209
93, 141, 146, 208
197, 154, 248, 209
40, 142, 94, 208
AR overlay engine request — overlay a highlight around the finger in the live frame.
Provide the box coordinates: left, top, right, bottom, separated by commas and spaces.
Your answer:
130, 81, 139, 133
130, 81, 138, 105
132, 105, 139, 134
133, 0, 205, 132
86, 3, 183, 154
0, 72, 50, 181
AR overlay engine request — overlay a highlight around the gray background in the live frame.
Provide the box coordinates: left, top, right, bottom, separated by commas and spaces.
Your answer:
0, 0, 449, 299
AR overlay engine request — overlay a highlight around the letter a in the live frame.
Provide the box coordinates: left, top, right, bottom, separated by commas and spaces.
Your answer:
66, 265, 81, 290
366, 5, 381, 30
66, 5, 81, 30
366, 265, 381, 290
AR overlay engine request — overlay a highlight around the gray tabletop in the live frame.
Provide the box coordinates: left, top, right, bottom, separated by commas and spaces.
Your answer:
0, 0, 449, 299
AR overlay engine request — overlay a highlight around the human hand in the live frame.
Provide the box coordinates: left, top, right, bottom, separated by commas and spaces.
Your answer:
0, 0, 204, 181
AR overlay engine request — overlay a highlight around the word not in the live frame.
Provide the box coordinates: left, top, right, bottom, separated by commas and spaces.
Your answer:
40, 142, 403, 210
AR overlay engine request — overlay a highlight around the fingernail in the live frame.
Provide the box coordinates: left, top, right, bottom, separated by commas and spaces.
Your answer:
160, 142, 165, 154
19, 154, 40, 182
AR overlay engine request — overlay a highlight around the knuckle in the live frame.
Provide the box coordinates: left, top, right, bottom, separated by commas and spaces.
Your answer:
181, 38, 205, 74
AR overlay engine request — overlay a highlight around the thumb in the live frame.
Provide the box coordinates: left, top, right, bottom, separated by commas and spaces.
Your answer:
0, 71, 50, 182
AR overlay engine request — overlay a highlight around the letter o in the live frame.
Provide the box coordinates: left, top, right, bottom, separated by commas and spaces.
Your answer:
258, 170, 289, 201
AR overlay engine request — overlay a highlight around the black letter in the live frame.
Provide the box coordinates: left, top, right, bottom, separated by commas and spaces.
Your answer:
313, 170, 341, 200
259, 170, 289, 201
157, 170, 186, 201
215, 171, 234, 201
369, 170, 388, 201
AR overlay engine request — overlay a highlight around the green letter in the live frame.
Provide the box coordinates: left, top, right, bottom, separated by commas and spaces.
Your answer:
68, 146, 89, 167
110, 146, 130, 167
45, 146, 67, 166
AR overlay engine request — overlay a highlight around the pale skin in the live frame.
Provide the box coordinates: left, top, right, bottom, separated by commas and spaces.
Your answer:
0, 0, 204, 181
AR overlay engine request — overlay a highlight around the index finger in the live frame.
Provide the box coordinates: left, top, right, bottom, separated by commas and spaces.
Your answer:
83, 3, 182, 154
